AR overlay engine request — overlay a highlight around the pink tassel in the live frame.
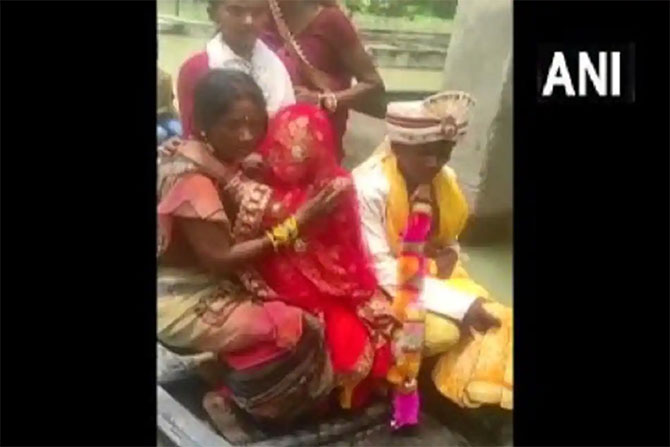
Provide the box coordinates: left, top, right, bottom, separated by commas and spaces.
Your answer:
391, 389, 420, 430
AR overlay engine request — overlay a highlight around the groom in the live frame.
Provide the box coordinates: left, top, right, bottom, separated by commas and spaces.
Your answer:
353, 91, 512, 411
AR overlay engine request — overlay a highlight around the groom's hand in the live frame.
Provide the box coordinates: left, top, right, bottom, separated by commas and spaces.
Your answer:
433, 247, 458, 279
462, 298, 501, 334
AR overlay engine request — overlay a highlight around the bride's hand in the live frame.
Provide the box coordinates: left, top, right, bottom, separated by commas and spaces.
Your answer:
241, 153, 266, 180
266, 199, 290, 223
295, 177, 352, 227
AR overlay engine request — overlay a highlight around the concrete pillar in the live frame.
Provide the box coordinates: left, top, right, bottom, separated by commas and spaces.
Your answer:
441, 0, 513, 242
474, 59, 513, 238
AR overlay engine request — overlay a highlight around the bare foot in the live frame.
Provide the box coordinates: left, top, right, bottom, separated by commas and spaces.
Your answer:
202, 391, 252, 445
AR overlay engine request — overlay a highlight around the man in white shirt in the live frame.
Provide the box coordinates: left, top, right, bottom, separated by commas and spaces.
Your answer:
176, 0, 295, 138
205, 0, 295, 116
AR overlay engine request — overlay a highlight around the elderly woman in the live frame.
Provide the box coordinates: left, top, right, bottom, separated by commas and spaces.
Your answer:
158, 70, 337, 439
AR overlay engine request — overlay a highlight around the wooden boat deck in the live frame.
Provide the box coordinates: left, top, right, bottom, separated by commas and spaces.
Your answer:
157, 344, 512, 447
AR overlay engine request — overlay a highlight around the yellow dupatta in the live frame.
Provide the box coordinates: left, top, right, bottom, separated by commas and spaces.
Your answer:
381, 151, 478, 286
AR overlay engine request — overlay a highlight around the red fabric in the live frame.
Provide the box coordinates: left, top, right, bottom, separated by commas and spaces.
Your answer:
176, 51, 210, 139
221, 342, 290, 371
370, 342, 392, 378
260, 6, 360, 160
255, 104, 390, 400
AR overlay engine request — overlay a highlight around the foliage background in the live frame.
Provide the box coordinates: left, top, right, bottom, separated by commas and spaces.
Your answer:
342, 0, 458, 19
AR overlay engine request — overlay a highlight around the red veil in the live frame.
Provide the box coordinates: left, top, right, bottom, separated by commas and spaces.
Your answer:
256, 104, 393, 408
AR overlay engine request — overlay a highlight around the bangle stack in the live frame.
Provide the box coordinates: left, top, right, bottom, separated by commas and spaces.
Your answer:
266, 216, 299, 252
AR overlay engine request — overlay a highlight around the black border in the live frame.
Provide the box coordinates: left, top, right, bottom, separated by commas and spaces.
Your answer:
1, 0, 668, 445
1, 1, 157, 445
514, 1, 669, 445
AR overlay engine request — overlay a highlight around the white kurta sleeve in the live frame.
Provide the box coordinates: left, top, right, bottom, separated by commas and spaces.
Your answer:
355, 177, 400, 298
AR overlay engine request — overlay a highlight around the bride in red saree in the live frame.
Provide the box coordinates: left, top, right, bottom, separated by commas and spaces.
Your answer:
255, 104, 397, 409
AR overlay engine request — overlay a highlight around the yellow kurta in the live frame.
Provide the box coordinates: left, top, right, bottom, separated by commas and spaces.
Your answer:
353, 140, 513, 410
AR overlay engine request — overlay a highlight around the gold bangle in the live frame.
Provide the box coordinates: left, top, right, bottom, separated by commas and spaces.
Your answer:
271, 223, 290, 246
285, 216, 299, 240
270, 217, 294, 246
266, 231, 279, 252
267, 215, 299, 252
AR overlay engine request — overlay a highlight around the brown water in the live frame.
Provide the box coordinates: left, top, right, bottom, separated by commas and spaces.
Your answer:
461, 244, 513, 306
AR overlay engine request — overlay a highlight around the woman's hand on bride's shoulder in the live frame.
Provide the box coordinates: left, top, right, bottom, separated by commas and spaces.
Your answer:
157, 137, 209, 163
178, 139, 212, 161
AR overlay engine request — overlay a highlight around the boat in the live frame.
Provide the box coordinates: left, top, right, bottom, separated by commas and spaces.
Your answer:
157, 339, 512, 447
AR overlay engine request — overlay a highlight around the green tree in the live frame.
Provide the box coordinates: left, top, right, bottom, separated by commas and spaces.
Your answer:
345, 0, 458, 18
344, 0, 366, 15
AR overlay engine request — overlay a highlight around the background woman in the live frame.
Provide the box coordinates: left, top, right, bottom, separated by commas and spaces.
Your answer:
261, 0, 386, 162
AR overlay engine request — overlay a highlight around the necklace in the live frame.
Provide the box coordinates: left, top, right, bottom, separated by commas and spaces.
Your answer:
268, 0, 316, 70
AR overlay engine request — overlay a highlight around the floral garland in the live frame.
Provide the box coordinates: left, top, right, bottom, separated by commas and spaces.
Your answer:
386, 192, 433, 430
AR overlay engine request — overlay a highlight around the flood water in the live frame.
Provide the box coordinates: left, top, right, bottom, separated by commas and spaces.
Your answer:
461, 244, 513, 306
157, 33, 513, 307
